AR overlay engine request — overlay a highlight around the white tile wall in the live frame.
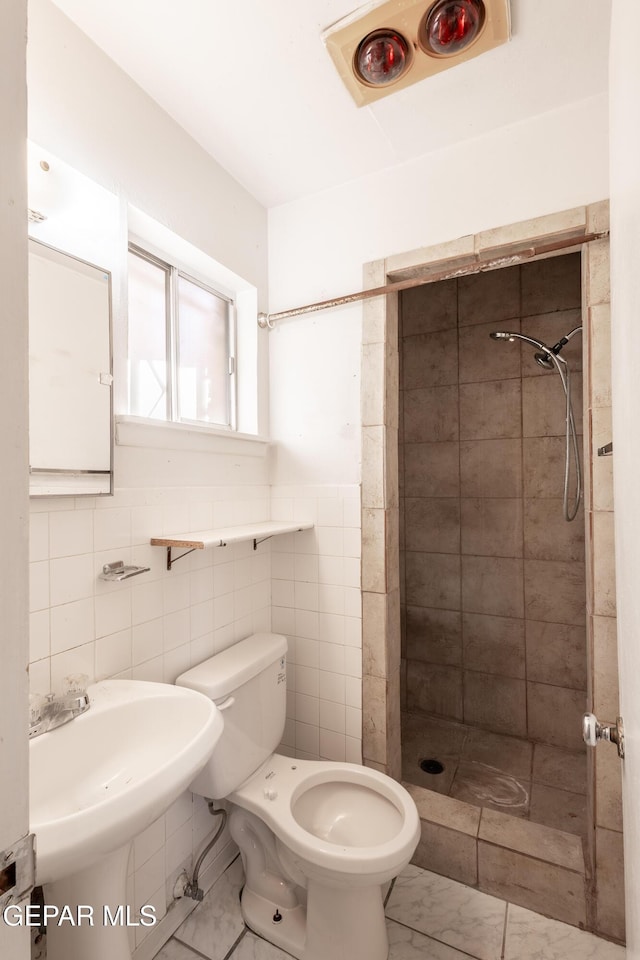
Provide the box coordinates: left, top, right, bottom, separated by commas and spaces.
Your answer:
271, 484, 362, 766
28, 478, 362, 950
28, 480, 272, 950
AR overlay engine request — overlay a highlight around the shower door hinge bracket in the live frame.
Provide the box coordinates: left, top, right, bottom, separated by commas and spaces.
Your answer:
583, 712, 625, 759
0, 833, 36, 909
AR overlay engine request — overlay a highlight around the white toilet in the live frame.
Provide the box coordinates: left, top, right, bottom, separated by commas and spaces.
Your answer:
176, 632, 420, 960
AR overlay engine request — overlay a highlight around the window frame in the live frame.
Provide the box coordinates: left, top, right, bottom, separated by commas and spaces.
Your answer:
128, 241, 237, 431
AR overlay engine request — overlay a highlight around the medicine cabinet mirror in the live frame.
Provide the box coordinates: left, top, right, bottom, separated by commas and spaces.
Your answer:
29, 237, 113, 496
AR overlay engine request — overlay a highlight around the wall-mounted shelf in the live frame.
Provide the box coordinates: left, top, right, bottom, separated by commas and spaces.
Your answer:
151, 520, 314, 570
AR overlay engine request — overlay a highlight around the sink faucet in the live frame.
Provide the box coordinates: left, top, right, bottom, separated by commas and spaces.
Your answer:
29, 676, 90, 739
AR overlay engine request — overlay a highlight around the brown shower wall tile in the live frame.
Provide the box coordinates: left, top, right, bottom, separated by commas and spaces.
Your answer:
591, 406, 614, 512
518, 308, 583, 377
479, 807, 584, 872
405, 551, 461, 610
595, 742, 623, 832
585, 238, 611, 306
463, 670, 527, 737
527, 681, 586, 750
521, 252, 582, 316
405, 605, 462, 666
457, 264, 521, 326
478, 841, 587, 928
523, 436, 567, 498
474, 208, 586, 256
361, 341, 385, 426
595, 827, 625, 942
403, 384, 459, 442
404, 498, 460, 554
406, 659, 463, 721
462, 612, 525, 679
524, 559, 586, 626
461, 727, 532, 780
461, 556, 524, 619
525, 620, 587, 690
592, 615, 619, 720
401, 276, 458, 337
461, 498, 523, 558
404, 442, 460, 497
402, 329, 458, 389
459, 379, 522, 440
361, 507, 386, 593
412, 820, 478, 885
524, 499, 585, 562
522, 374, 583, 437
458, 318, 522, 384
590, 303, 612, 406
592, 510, 617, 617
532, 743, 587, 795
529, 783, 587, 837
460, 439, 522, 497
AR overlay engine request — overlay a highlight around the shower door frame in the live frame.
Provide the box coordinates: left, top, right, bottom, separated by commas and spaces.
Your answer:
360, 201, 623, 938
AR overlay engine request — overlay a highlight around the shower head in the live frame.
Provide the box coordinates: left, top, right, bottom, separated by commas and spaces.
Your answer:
534, 351, 554, 369
489, 331, 516, 341
533, 325, 583, 369
490, 330, 550, 353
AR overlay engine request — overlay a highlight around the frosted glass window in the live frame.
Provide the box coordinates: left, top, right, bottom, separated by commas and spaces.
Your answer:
128, 245, 234, 429
128, 250, 169, 419
177, 275, 229, 425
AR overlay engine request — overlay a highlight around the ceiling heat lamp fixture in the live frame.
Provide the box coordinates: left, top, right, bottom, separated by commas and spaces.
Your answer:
324, 0, 510, 106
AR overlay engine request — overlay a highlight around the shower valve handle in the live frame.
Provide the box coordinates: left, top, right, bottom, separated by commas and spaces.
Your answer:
582, 712, 625, 759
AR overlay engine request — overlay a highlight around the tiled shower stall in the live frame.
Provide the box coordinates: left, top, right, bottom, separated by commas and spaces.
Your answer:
399, 253, 587, 828
360, 203, 623, 942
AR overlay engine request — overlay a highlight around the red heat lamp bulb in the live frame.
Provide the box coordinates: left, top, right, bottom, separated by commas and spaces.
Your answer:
355, 30, 410, 86
423, 0, 486, 56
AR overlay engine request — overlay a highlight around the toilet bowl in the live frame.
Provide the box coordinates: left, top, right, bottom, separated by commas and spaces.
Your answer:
176, 633, 420, 960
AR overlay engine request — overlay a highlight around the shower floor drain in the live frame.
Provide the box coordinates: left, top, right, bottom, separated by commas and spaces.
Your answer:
420, 758, 444, 775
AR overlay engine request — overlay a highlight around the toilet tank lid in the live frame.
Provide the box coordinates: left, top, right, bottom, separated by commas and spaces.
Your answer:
176, 632, 288, 701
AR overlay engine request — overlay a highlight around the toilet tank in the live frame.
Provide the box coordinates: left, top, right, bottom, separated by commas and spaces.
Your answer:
176, 632, 288, 799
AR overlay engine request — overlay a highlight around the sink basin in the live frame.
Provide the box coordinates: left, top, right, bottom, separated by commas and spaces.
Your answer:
29, 679, 222, 960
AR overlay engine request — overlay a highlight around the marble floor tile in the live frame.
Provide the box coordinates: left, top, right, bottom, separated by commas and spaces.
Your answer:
154, 938, 202, 959
386, 866, 507, 960
230, 930, 293, 960
504, 904, 625, 959
174, 857, 245, 960
387, 919, 473, 959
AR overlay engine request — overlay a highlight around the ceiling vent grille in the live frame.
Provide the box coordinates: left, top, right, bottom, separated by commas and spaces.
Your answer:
323, 0, 510, 106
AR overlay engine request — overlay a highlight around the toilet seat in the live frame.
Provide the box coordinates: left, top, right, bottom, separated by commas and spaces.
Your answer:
229, 753, 420, 883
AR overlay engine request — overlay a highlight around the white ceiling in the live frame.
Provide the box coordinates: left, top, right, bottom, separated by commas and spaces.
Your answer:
50, 0, 611, 208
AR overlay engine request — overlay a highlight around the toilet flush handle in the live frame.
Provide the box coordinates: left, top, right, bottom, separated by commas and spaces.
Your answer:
216, 696, 235, 712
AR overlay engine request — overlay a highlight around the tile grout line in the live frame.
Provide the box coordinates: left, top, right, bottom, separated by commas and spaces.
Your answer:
385, 916, 487, 960
171, 933, 226, 960
221, 926, 249, 960
501, 902, 509, 960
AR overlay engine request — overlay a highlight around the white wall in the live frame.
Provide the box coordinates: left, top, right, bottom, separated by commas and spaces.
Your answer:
609, 1, 640, 955
0, 2, 30, 958
268, 93, 610, 485
28, 0, 270, 437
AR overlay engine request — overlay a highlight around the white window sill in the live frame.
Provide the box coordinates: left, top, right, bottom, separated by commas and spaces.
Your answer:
115, 416, 270, 457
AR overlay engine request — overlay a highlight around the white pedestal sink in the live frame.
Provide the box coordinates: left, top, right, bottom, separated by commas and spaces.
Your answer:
30, 679, 223, 960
